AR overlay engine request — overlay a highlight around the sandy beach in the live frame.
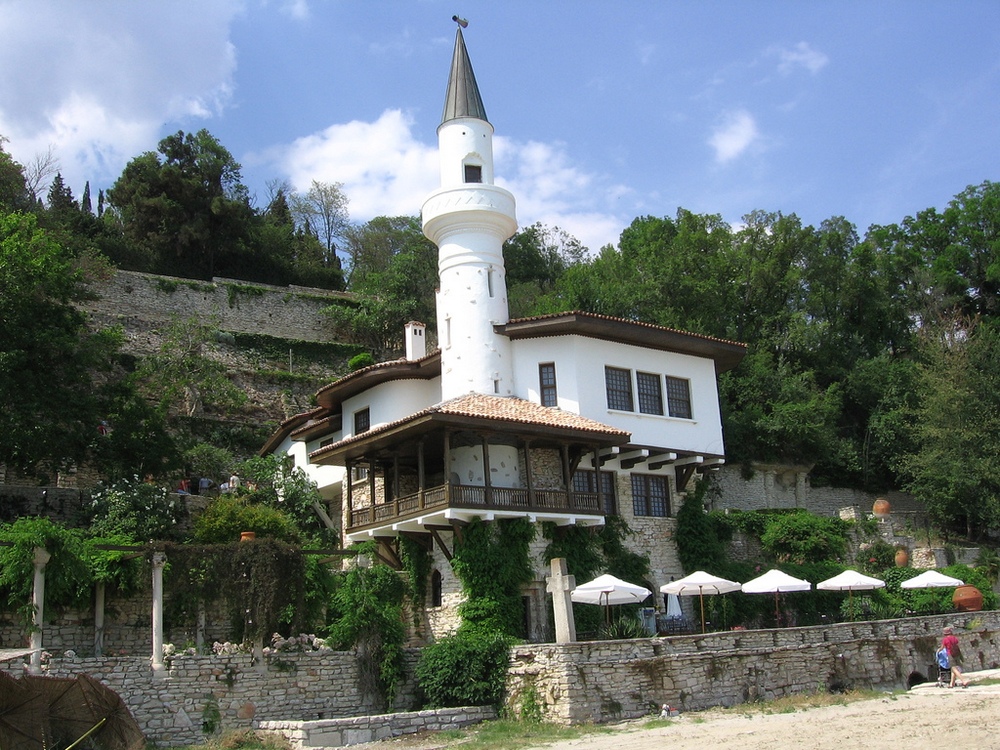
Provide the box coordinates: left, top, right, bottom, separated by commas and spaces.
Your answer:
357, 670, 1000, 750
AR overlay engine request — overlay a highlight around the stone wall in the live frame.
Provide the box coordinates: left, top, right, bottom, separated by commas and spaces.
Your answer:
505, 611, 1000, 724
81, 270, 352, 344
1, 650, 421, 748
259, 706, 496, 749
709, 464, 925, 519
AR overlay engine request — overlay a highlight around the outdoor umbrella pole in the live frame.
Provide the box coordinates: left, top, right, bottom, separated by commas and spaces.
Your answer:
699, 589, 705, 634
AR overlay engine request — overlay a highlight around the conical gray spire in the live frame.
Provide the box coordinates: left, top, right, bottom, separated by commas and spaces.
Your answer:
441, 27, 488, 124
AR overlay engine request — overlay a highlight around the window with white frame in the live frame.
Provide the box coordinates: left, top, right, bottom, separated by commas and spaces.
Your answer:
636, 371, 664, 415
539, 363, 558, 407
605, 366, 634, 411
666, 376, 692, 419
354, 407, 370, 435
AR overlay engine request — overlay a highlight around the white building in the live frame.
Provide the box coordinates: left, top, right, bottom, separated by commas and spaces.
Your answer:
263, 26, 745, 640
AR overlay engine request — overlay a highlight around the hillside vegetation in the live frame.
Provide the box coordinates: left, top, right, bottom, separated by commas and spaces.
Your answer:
1, 131, 999, 541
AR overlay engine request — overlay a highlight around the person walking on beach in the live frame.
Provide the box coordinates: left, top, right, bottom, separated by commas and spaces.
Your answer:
942, 625, 969, 688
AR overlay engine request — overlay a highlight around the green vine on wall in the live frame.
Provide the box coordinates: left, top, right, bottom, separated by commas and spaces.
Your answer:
451, 518, 535, 637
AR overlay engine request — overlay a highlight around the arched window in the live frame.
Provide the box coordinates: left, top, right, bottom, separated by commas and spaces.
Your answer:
431, 569, 443, 607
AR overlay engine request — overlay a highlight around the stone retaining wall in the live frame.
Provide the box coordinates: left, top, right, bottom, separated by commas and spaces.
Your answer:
3, 613, 998, 747
81, 270, 352, 344
1, 650, 420, 748
505, 611, 1000, 724
258, 706, 496, 749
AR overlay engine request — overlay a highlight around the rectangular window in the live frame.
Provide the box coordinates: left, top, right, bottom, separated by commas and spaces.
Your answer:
354, 407, 370, 435
636, 371, 664, 415
666, 377, 692, 419
573, 469, 617, 515
605, 366, 634, 411
631, 474, 669, 517
539, 363, 558, 407
464, 164, 482, 183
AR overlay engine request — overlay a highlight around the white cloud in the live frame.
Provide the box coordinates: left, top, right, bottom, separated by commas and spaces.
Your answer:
773, 42, 829, 75
0, 0, 241, 193
708, 110, 759, 164
263, 109, 439, 219
261, 112, 630, 253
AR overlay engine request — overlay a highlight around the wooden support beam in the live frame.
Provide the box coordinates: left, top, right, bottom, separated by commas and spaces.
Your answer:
431, 529, 454, 561
374, 536, 402, 570
399, 531, 434, 551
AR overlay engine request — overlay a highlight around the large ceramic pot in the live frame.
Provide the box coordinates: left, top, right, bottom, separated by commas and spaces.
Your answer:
894, 548, 909, 567
953, 584, 983, 612
873, 497, 891, 518
240, 531, 257, 542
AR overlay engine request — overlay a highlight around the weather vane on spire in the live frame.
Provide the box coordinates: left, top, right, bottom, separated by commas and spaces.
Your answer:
452, 15, 468, 28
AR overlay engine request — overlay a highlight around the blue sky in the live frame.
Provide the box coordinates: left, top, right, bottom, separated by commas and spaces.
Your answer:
1, 0, 998, 253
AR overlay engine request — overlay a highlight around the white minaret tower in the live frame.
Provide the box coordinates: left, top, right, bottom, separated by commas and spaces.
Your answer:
422, 24, 518, 402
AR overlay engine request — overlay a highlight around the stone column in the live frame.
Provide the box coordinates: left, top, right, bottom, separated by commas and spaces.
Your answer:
151, 551, 166, 675
546, 557, 576, 643
94, 581, 106, 657
29, 547, 51, 675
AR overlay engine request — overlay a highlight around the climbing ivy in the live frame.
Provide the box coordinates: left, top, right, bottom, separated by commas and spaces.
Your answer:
326, 543, 406, 710
399, 536, 431, 606
0, 517, 91, 627
451, 518, 535, 637
159, 539, 312, 644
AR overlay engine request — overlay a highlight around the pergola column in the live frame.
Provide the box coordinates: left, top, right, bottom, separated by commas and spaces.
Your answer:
29, 546, 50, 675
151, 551, 166, 675
94, 581, 106, 657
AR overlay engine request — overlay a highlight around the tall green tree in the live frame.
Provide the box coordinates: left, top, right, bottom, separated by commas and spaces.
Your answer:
329, 216, 437, 357
901, 317, 1000, 538
0, 211, 160, 476
106, 129, 253, 279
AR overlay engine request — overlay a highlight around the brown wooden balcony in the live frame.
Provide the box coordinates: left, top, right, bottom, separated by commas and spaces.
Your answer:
347, 482, 604, 532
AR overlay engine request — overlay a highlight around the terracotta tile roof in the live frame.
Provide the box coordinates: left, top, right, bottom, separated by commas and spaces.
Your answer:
436, 393, 628, 434
309, 393, 629, 461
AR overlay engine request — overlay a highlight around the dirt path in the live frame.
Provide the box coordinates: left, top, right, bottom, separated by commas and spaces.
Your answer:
535, 682, 1000, 750
357, 670, 1000, 750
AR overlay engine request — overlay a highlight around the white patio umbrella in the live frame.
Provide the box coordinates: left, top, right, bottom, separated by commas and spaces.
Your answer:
817, 569, 885, 620
900, 570, 965, 589
660, 571, 742, 633
741, 569, 812, 625
572, 574, 651, 625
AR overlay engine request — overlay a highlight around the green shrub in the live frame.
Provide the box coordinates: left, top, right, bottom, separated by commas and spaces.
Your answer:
759, 513, 850, 564
0, 518, 91, 625
348, 352, 375, 371
415, 631, 512, 708
327, 555, 406, 709
193, 495, 300, 543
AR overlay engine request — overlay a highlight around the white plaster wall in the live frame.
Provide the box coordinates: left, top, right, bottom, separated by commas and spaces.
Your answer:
437, 117, 496, 186
276, 434, 344, 498
341, 378, 441, 438
449, 444, 521, 488
510, 335, 726, 455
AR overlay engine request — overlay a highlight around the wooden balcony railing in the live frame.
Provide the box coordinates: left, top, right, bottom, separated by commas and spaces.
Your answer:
347, 483, 603, 531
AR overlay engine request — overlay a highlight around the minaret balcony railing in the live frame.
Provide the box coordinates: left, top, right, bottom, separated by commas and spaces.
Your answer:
347, 483, 602, 531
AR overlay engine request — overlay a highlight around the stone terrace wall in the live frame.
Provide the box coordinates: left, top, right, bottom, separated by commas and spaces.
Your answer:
710, 464, 925, 519
259, 706, 497, 750
81, 270, 353, 344
506, 611, 1000, 724
1, 650, 421, 748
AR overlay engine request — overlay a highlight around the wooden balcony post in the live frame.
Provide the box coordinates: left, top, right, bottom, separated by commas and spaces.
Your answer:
481, 434, 492, 505
523, 439, 535, 507
417, 439, 426, 509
